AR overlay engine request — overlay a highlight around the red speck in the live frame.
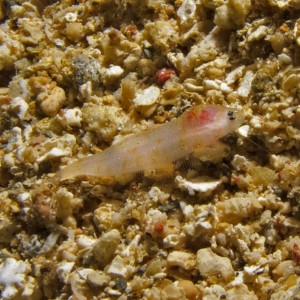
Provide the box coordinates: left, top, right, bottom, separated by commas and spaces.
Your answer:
292, 243, 300, 265
155, 68, 176, 85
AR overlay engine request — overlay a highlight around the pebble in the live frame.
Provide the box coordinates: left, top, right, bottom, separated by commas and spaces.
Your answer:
167, 251, 196, 270
87, 271, 111, 288
178, 279, 201, 300
39, 86, 66, 117
92, 229, 121, 267
197, 248, 235, 281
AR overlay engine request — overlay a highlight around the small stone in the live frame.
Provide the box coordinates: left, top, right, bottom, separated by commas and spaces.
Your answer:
272, 260, 295, 280
134, 86, 160, 107
134, 86, 160, 117
93, 229, 121, 267
178, 280, 201, 300
114, 278, 127, 292
87, 271, 111, 288
39, 86, 66, 117
197, 248, 235, 281
161, 284, 185, 299
167, 251, 196, 270
65, 22, 84, 42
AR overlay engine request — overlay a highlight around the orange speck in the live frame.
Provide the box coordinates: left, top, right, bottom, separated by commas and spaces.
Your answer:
153, 221, 164, 234
125, 25, 138, 39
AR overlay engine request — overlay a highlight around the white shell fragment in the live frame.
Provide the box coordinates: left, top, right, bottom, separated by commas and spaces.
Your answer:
175, 176, 222, 196
36, 147, 70, 163
149, 186, 170, 203
203, 79, 232, 93
247, 25, 269, 42
177, 0, 197, 24
134, 86, 160, 107
237, 125, 250, 137
0, 258, 31, 299
56, 262, 75, 284
134, 86, 160, 116
36, 134, 76, 163
63, 107, 82, 127
64, 12, 78, 22
10, 97, 28, 120
39, 231, 61, 254
231, 154, 249, 171
225, 66, 245, 85
237, 70, 254, 97
105, 65, 124, 78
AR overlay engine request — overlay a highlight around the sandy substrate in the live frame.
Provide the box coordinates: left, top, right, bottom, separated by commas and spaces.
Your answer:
0, 0, 299, 299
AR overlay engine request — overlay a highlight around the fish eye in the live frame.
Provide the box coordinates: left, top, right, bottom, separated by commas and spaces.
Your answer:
227, 110, 235, 120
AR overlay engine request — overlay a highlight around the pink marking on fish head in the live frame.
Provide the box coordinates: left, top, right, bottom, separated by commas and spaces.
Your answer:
185, 106, 216, 128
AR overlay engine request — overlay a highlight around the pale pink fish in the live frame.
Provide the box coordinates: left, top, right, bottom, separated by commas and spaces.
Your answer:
51, 105, 244, 184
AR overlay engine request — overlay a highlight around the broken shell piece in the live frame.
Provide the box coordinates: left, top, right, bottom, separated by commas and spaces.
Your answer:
63, 107, 82, 127
76, 235, 97, 249
11, 97, 28, 120
175, 176, 222, 196
226, 66, 245, 85
149, 186, 170, 203
107, 255, 131, 278
231, 154, 249, 171
203, 79, 232, 94
237, 125, 250, 138
163, 233, 185, 248
247, 25, 269, 42
237, 70, 254, 98
56, 262, 75, 284
133, 86, 160, 117
0, 258, 32, 299
177, 0, 197, 24
36, 148, 70, 163
39, 231, 60, 254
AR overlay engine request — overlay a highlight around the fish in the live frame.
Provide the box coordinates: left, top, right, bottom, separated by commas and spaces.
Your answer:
50, 105, 244, 184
